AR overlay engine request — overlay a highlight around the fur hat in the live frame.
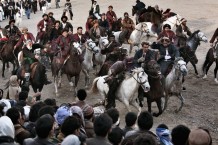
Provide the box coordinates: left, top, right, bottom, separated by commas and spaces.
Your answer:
9, 19, 15, 24
42, 13, 48, 18
108, 5, 113, 9
163, 24, 171, 30
61, 15, 68, 21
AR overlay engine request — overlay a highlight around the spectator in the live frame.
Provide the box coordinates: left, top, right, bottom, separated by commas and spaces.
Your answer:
38, 105, 55, 118
24, 0, 31, 19
171, 125, 190, 145
122, 112, 137, 136
133, 133, 158, 145
23, 114, 55, 145
6, 107, 31, 145
23, 96, 36, 121
106, 108, 120, 128
61, 116, 81, 137
188, 128, 212, 145
62, 134, 81, 145
108, 127, 124, 145
0, 116, 17, 145
72, 89, 88, 110
7, 75, 21, 101
156, 124, 173, 145
44, 98, 58, 111
15, 9, 22, 27
54, 105, 70, 126
86, 113, 113, 145
83, 104, 95, 138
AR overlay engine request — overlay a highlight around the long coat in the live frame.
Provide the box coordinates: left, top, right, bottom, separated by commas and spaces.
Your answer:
55, 35, 72, 58
72, 33, 87, 44
15, 33, 35, 48
134, 49, 155, 67
37, 20, 52, 32
60, 22, 73, 32
89, 26, 106, 41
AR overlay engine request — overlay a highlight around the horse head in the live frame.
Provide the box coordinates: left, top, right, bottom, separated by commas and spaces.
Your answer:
99, 36, 109, 50
197, 31, 208, 43
174, 57, 188, 76
71, 42, 82, 55
132, 67, 150, 92
135, 22, 148, 33
144, 60, 161, 77
132, 6, 137, 16
86, 40, 100, 54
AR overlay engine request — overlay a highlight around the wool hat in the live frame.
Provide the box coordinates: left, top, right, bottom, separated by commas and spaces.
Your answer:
83, 105, 94, 117
54, 106, 70, 125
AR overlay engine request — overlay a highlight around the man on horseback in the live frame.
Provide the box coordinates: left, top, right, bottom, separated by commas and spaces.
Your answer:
209, 28, 218, 58
60, 15, 73, 34
22, 39, 51, 85
14, 27, 35, 50
151, 36, 180, 76
36, 14, 52, 43
89, 20, 106, 44
176, 18, 192, 48
105, 58, 132, 109
72, 27, 87, 45
5, 19, 21, 37
106, 5, 117, 30
134, 0, 146, 24
120, 12, 135, 44
157, 24, 176, 44
99, 13, 109, 31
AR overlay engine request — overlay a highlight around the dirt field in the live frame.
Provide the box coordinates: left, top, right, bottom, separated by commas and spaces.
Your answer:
0, 0, 218, 143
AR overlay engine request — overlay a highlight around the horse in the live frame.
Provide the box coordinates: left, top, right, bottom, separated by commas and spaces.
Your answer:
181, 30, 208, 75
82, 40, 100, 88
162, 14, 182, 30
163, 57, 188, 112
202, 44, 218, 83
111, 18, 122, 32
90, 67, 150, 113
0, 36, 21, 78
143, 60, 164, 117
51, 42, 82, 96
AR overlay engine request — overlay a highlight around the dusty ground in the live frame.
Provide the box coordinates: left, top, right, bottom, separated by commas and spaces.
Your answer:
0, 0, 218, 143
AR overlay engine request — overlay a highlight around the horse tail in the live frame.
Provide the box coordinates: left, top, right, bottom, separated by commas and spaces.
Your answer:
202, 48, 212, 72
89, 77, 99, 94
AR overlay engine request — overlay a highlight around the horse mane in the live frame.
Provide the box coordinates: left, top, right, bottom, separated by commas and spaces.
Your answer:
188, 30, 200, 40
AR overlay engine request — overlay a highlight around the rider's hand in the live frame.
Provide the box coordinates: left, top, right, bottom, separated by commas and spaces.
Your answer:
138, 57, 145, 63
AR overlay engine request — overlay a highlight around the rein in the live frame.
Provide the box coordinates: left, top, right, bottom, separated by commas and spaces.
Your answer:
129, 71, 147, 85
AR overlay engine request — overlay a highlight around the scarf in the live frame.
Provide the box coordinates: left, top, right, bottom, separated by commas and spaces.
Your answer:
156, 128, 173, 145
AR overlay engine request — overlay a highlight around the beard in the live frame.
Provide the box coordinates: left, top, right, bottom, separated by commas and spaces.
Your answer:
27, 45, 32, 50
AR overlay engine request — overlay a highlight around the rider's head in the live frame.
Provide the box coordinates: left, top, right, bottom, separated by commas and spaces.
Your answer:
26, 40, 33, 50
62, 29, 68, 37
161, 36, 170, 47
22, 27, 28, 34
141, 41, 150, 53
93, 0, 97, 5
93, 20, 99, 27
101, 13, 106, 19
77, 27, 83, 35
124, 12, 129, 19
9, 19, 15, 26
48, 12, 53, 17
61, 16, 68, 23
163, 24, 171, 31
109, 35, 115, 42
181, 18, 187, 25
108, 5, 113, 11
54, 20, 60, 27
42, 14, 48, 21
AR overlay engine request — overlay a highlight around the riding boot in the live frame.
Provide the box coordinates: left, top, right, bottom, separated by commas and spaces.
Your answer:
138, 86, 145, 107
106, 78, 118, 110
44, 73, 52, 85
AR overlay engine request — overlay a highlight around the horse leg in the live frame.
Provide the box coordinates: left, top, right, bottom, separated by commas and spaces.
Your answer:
54, 76, 59, 96
153, 98, 163, 117
2, 61, 5, 78
82, 69, 89, 88
190, 61, 198, 76
123, 98, 131, 112
163, 94, 169, 111
214, 61, 218, 83
57, 71, 62, 88
130, 99, 142, 114
74, 75, 80, 96
203, 61, 213, 79
175, 93, 184, 113
129, 44, 133, 54
146, 96, 152, 113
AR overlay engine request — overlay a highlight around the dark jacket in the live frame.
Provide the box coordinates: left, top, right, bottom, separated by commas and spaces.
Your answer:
90, 4, 100, 14
176, 25, 192, 38
99, 19, 109, 30
86, 136, 112, 145
151, 42, 180, 61
0, 136, 17, 145
135, 1, 145, 10
4, 25, 21, 37
50, 27, 62, 41
61, 22, 73, 32
109, 61, 126, 76
210, 28, 218, 43
23, 137, 55, 145
89, 26, 106, 41
134, 49, 155, 67
23, 46, 38, 62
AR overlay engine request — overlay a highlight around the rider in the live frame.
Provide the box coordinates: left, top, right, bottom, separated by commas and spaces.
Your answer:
120, 12, 135, 44
101, 34, 121, 55
72, 27, 87, 45
85, 15, 94, 37
209, 28, 218, 58
36, 14, 52, 43
5, 19, 21, 37
48, 12, 56, 24
175, 18, 192, 48
106, 5, 117, 30
64, 0, 73, 20
14, 27, 35, 50
151, 36, 180, 77
49, 20, 62, 42
105, 58, 132, 109
89, 20, 106, 43
99, 13, 109, 31
22, 39, 51, 85
90, 0, 100, 19
60, 15, 73, 34
157, 24, 176, 44
134, 41, 155, 106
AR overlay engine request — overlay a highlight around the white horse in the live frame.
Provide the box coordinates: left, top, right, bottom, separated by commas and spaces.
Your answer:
94, 36, 109, 72
90, 67, 150, 113
163, 57, 188, 112
82, 40, 100, 88
162, 14, 182, 30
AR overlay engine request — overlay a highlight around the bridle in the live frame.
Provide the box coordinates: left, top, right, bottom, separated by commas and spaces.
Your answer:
86, 41, 98, 54
130, 71, 148, 85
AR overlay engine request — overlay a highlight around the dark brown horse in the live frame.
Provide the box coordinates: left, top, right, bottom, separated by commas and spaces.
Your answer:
111, 18, 122, 32
0, 36, 21, 77
202, 46, 218, 83
143, 59, 164, 117
51, 42, 82, 96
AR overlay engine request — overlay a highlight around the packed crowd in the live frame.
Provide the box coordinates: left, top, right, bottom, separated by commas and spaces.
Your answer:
0, 87, 213, 145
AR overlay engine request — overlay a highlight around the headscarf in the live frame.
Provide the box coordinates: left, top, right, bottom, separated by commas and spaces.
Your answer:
55, 105, 70, 126
156, 128, 173, 145
61, 135, 80, 145
9, 75, 19, 87
70, 106, 85, 127
0, 116, 15, 138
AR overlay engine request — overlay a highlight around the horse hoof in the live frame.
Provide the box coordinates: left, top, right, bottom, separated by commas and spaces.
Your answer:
152, 112, 160, 117
215, 78, 218, 84
55, 93, 59, 97
85, 86, 89, 89
202, 75, 207, 79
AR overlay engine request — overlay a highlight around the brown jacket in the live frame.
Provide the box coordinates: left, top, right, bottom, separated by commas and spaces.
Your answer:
122, 17, 135, 32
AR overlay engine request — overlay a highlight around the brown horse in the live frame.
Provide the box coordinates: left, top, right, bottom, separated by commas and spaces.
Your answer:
0, 36, 21, 77
202, 46, 218, 83
143, 59, 164, 117
51, 42, 82, 96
